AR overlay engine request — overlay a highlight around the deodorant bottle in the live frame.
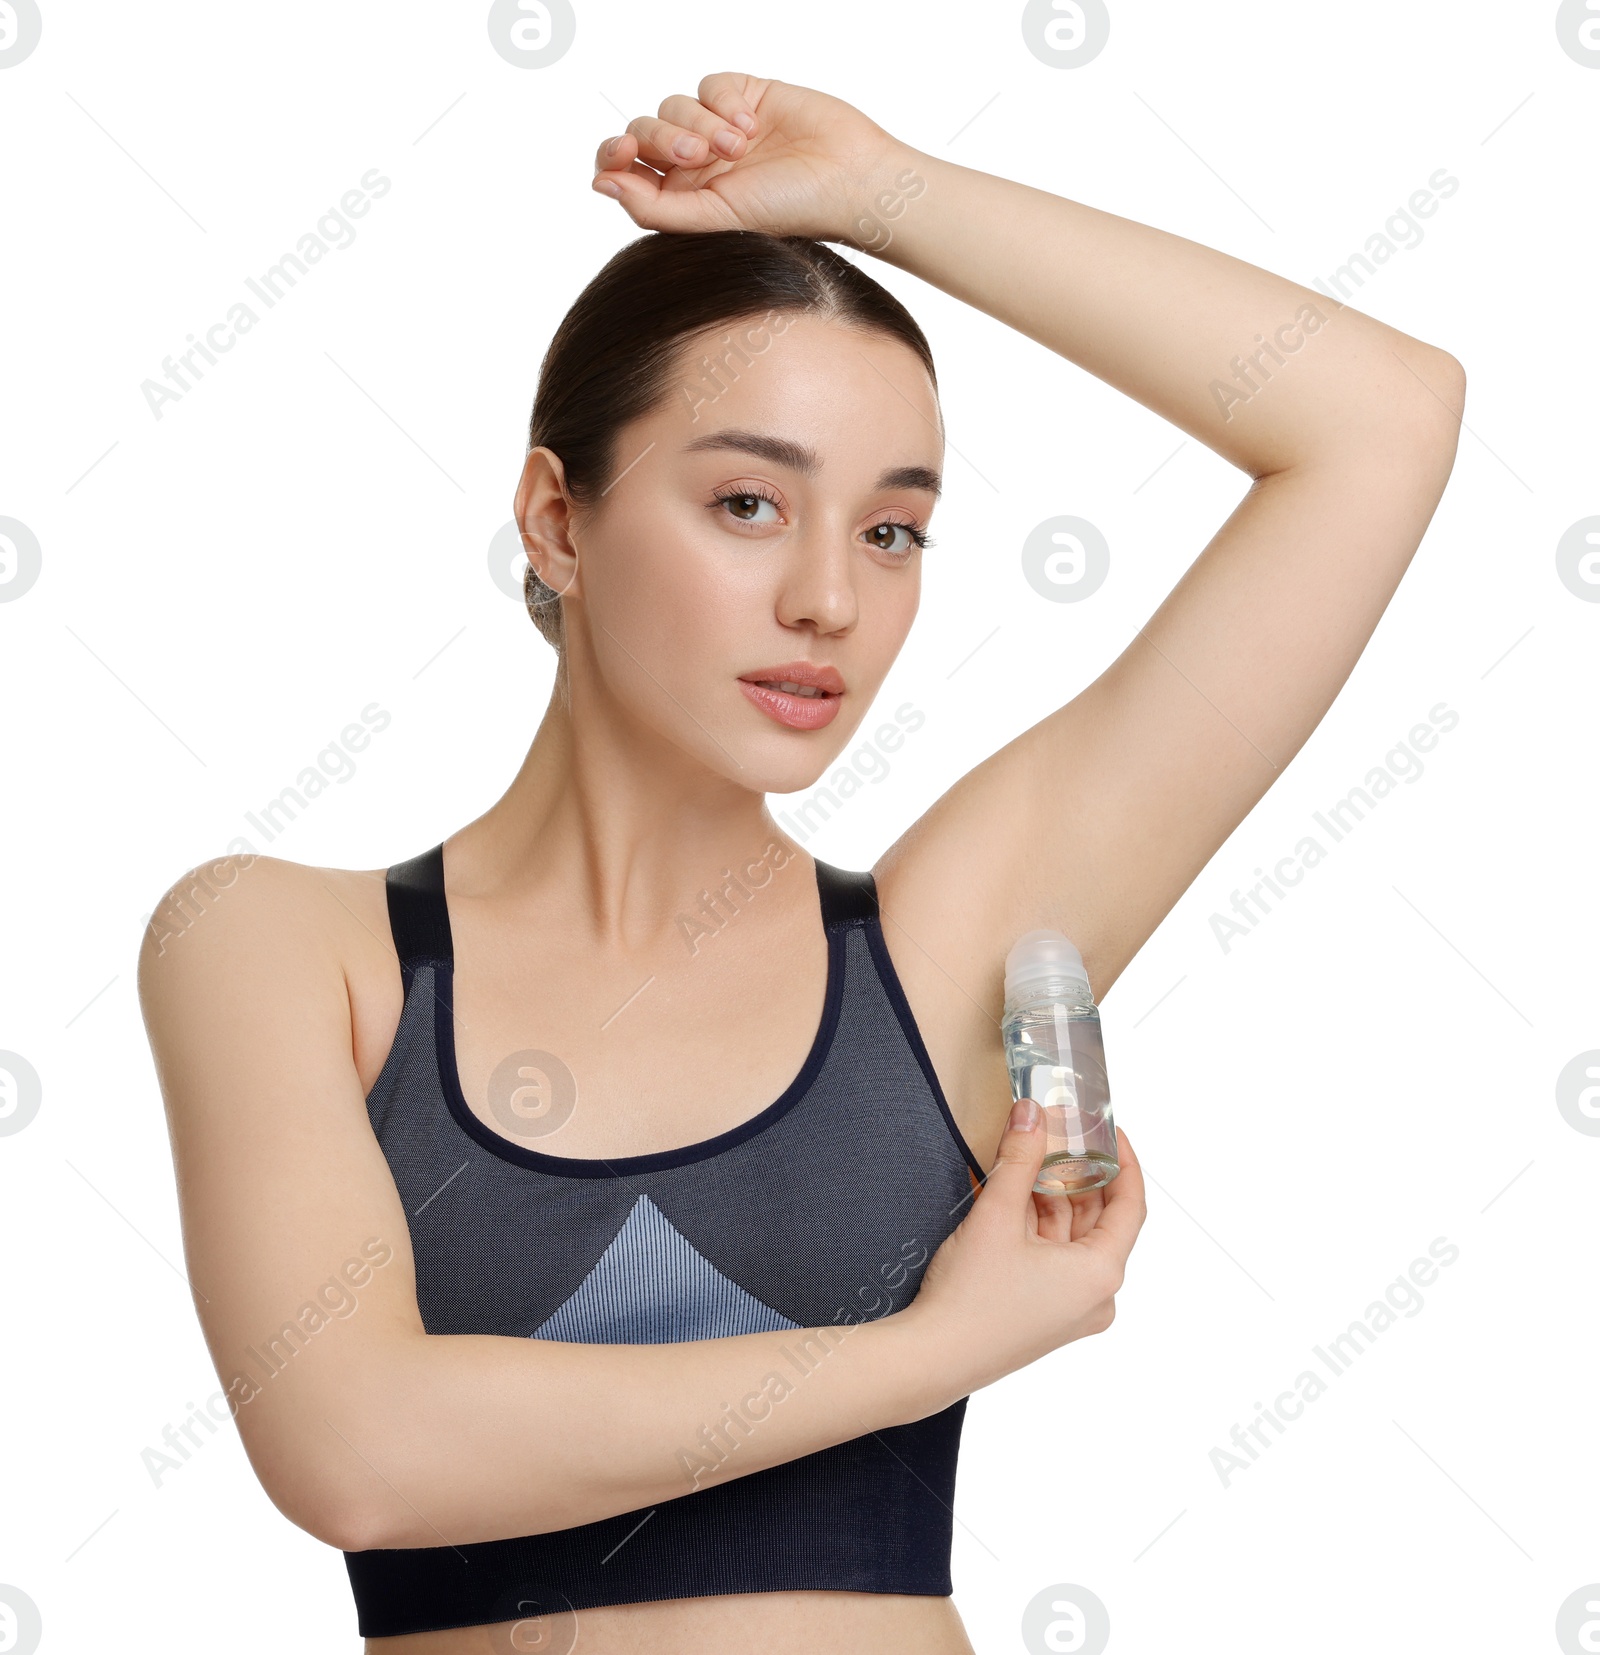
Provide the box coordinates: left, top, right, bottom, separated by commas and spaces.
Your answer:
1001, 929, 1119, 1195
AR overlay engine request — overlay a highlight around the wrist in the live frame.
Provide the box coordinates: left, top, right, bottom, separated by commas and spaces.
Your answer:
830, 139, 937, 259
877, 1299, 972, 1421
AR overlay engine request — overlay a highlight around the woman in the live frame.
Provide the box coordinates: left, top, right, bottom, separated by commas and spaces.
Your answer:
139, 72, 1462, 1654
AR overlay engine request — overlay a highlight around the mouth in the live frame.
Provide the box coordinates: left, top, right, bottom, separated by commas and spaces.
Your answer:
748, 678, 829, 698
737, 662, 845, 731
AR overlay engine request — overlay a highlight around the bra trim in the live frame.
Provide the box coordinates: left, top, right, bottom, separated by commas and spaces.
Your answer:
427, 853, 853, 1179
862, 917, 987, 1185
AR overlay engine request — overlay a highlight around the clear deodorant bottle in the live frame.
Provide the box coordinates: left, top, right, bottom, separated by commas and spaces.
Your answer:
1001, 929, 1119, 1195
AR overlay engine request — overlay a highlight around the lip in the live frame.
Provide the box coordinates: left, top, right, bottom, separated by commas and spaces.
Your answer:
737, 660, 846, 731
738, 661, 846, 695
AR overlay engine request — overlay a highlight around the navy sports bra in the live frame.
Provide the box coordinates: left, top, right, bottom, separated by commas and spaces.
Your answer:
343, 841, 986, 1639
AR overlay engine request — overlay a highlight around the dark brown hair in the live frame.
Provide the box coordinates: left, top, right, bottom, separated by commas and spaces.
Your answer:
523, 230, 937, 650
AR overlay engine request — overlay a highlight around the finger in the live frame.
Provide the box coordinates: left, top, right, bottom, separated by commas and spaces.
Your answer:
1035, 1172, 1106, 1243
589, 157, 737, 235
1068, 1182, 1106, 1243
624, 114, 730, 175
1033, 1185, 1078, 1243
697, 71, 763, 137
593, 133, 658, 176
1077, 1128, 1148, 1265
593, 136, 674, 202
1114, 1126, 1143, 1192
656, 92, 749, 161
975, 1097, 1049, 1224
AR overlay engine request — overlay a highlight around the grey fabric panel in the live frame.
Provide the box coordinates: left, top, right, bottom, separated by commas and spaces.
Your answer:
642, 926, 971, 1327
531, 1195, 800, 1343
364, 929, 975, 1341
364, 965, 638, 1336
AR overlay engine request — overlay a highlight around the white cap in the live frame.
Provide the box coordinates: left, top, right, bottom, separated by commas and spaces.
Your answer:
1005, 928, 1089, 998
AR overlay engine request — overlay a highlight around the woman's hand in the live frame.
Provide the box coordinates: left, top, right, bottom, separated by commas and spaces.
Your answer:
590, 72, 911, 243
906, 1100, 1147, 1395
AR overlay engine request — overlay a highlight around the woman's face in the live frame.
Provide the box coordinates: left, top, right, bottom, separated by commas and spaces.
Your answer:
529, 312, 944, 796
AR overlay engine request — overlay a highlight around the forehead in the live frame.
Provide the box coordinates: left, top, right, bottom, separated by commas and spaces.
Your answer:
660, 312, 943, 473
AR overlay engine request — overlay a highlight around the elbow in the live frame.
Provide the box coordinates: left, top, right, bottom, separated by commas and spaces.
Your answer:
1419, 344, 1466, 420
278, 1472, 410, 1554
311, 1496, 397, 1556
247, 1433, 411, 1554
272, 1427, 432, 1551
1390, 344, 1467, 455
302, 1465, 591, 1553
263, 1469, 391, 1554
274, 1453, 487, 1553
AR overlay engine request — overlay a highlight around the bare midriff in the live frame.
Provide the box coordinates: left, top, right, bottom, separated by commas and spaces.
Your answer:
365, 1590, 975, 1654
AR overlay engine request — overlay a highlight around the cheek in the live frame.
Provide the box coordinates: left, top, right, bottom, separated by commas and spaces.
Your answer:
865, 564, 921, 655
581, 503, 729, 654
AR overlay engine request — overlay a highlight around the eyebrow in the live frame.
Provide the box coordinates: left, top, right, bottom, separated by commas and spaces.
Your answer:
682, 429, 942, 500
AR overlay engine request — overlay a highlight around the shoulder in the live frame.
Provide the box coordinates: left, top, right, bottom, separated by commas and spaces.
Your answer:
137, 852, 390, 1023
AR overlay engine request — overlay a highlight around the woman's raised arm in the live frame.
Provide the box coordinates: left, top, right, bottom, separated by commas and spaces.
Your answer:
862, 134, 1466, 1004
590, 70, 1465, 1014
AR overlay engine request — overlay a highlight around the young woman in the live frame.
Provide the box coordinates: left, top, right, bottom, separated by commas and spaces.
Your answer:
139, 72, 1462, 1655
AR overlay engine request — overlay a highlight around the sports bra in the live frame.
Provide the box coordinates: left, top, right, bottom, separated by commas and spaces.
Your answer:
342, 841, 987, 1639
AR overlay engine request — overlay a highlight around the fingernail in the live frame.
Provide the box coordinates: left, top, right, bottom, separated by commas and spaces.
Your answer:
1009, 1096, 1039, 1132
595, 178, 622, 198
733, 112, 756, 133
672, 134, 700, 160
713, 128, 740, 155
604, 136, 623, 158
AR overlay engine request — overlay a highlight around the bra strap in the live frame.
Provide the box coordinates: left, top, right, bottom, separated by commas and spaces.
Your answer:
814, 858, 879, 931
385, 843, 454, 971
387, 847, 868, 962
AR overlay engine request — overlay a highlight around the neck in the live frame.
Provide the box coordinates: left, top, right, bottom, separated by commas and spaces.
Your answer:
442, 657, 796, 945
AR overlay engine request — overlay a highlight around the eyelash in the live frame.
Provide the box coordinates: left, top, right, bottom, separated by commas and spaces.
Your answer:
709, 485, 935, 553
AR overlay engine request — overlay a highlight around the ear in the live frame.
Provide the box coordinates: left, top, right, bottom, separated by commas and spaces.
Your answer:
514, 447, 583, 600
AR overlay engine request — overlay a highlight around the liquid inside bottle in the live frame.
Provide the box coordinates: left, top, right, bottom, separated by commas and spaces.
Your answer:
1001, 930, 1118, 1196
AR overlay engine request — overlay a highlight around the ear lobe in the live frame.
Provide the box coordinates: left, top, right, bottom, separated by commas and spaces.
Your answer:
520, 511, 580, 600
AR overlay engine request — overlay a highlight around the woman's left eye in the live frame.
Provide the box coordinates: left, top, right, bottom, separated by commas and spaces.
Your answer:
863, 521, 929, 556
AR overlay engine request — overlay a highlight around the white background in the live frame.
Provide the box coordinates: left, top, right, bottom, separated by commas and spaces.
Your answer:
2, 1, 1597, 1651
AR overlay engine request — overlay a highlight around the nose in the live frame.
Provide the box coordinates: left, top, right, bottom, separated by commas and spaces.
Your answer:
773, 521, 858, 637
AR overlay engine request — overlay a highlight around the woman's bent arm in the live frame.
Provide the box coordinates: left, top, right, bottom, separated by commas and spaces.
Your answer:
138, 856, 1140, 1552
592, 71, 1465, 1042
862, 142, 1460, 477
855, 130, 1465, 996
